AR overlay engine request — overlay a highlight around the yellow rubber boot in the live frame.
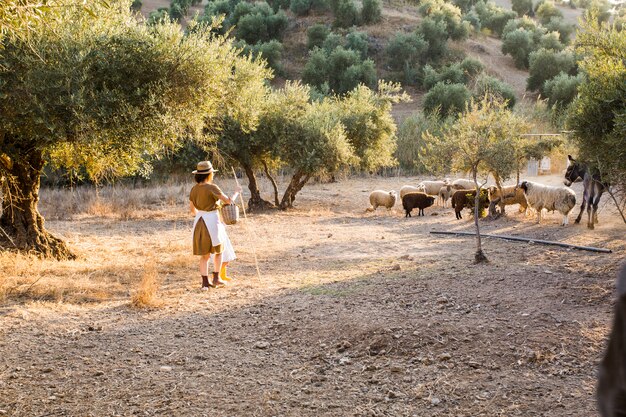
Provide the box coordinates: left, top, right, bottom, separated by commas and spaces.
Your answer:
220, 265, 232, 282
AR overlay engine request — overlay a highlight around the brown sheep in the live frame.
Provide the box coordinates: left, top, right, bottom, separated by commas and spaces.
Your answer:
597, 263, 626, 417
487, 185, 528, 214
451, 189, 488, 220
402, 192, 435, 218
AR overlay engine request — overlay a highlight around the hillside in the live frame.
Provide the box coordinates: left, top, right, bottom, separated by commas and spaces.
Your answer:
138, 0, 558, 120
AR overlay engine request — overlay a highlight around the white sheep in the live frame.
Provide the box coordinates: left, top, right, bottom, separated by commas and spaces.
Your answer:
451, 178, 476, 190
367, 190, 397, 212
519, 181, 576, 225
400, 185, 420, 199
416, 180, 448, 197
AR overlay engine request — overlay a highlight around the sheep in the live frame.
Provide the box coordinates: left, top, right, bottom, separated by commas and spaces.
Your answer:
487, 185, 528, 215
416, 180, 448, 197
400, 185, 420, 199
402, 192, 435, 217
519, 181, 576, 226
438, 185, 454, 208
451, 178, 476, 190
451, 189, 488, 220
597, 263, 626, 417
366, 190, 397, 212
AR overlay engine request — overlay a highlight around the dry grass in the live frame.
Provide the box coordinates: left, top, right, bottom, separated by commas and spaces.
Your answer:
130, 263, 163, 308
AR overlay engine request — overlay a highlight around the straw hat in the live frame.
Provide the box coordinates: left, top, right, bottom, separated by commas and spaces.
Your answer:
192, 161, 218, 174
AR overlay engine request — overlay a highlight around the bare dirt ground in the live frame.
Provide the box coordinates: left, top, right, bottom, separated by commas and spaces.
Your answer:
1, 174, 624, 416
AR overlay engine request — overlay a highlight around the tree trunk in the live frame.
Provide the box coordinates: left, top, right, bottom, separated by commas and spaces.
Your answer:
262, 160, 280, 207
279, 170, 311, 210
241, 162, 273, 212
0, 150, 75, 259
472, 169, 488, 263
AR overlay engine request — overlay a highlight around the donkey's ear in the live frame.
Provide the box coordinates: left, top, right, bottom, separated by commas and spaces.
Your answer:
568, 155, 574, 161
617, 263, 626, 298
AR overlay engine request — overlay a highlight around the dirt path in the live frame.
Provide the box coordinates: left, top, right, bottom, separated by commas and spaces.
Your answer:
1, 175, 624, 416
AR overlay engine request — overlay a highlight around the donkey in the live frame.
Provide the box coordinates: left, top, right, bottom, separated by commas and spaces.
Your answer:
564, 155, 606, 230
597, 263, 626, 417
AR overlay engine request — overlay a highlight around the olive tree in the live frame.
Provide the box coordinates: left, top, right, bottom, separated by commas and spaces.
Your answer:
0, 1, 271, 258
421, 96, 528, 262
568, 16, 626, 221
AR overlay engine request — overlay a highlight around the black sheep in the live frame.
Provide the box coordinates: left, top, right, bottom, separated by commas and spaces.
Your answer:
402, 192, 435, 218
597, 263, 626, 417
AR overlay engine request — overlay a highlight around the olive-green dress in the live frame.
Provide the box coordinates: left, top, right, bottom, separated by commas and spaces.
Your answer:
190, 183, 224, 255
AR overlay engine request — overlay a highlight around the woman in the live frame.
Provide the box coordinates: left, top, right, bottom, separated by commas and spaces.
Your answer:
189, 161, 242, 290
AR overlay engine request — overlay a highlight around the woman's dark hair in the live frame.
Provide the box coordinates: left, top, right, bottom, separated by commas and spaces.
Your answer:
194, 173, 210, 183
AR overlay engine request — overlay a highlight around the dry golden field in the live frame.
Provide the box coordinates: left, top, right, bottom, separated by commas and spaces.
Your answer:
1, 173, 625, 416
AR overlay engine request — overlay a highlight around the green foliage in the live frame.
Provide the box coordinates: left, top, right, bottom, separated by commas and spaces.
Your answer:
473, 0, 517, 37
239, 39, 284, 74
527, 48, 576, 93
334, 0, 360, 27
583, 0, 611, 22
311, 0, 330, 11
424, 82, 472, 117
345, 30, 369, 58
543, 72, 583, 107
307, 24, 330, 49
395, 113, 451, 172
473, 74, 516, 108
302, 46, 377, 94
0, 1, 271, 186
322, 32, 343, 51
131, 0, 143, 12
361, 0, 382, 24
536, 1, 563, 24
459, 57, 485, 78
290, 0, 311, 16
385, 31, 429, 72
423, 64, 465, 89
464, 189, 489, 217
539, 31, 564, 51
463, 10, 482, 31
417, 17, 449, 62
501, 29, 534, 68
419, 0, 469, 41
568, 17, 626, 190
544, 17, 574, 44
148, 8, 172, 25
511, 0, 532, 16
236, 7, 288, 44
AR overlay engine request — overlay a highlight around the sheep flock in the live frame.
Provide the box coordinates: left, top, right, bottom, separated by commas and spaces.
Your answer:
367, 178, 578, 226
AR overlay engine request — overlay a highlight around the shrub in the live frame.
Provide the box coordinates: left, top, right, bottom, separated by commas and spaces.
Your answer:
311, 0, 330, 11
147, 8, 171, 25
473, 74, 517, 108
536, 1, 563, 24
539, 31, 564, 51
290, 0, 311, 15
395, 113, 451, 172
419, 0, 469, 41
501, 28, 535, 68
322, 32, 343, 52
339, 59, 377, 93
361, 0, 382, 24
473, 1, 517, 37
463, 10, 481, 31
502, 16, 543, 40
303, 48, 329, 88
307, 24, 330, 49
334, 0, 360, 27
527, 48, 576, 93
543, 72, 583, 107
511, 0, 532, 16
385, 32, 429, 71
169, 3, 185, 20
417, 17, 449, 62
459, 57, 484, 78
269, 0, 291, 11
236, 8, 288, 43
544, 17, 574, 44
250, 40, 285, 74
424, 82, 471, 117
346, 31, 369, 58
131, 0, 143, 11
422, 64, 465, 89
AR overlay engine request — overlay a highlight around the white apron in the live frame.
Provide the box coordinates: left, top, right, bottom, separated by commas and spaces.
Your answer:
192, 209, 227, 251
